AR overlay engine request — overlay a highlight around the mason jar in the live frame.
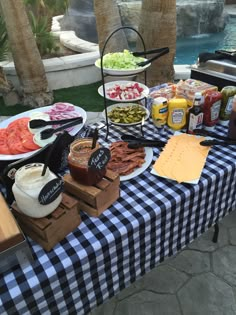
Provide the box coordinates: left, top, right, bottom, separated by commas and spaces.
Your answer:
68, 138, 106, 186
12, 163, 62, 218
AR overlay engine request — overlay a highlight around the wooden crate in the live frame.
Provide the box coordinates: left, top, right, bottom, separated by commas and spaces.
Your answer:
0, 193, 24, 253
11, 193, 81, 252
63, 170, 120, 217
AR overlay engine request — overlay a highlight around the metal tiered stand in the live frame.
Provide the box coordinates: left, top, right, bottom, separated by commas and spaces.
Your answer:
98, 26, 148, 141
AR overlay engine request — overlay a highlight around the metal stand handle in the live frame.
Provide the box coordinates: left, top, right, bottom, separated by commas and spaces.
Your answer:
99, 26, 148, 141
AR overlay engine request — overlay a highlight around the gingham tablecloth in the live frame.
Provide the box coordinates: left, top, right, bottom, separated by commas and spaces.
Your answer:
0, 122, 236, 315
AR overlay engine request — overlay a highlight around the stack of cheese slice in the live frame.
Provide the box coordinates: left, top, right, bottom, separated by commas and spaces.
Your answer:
153, 133, 211, 183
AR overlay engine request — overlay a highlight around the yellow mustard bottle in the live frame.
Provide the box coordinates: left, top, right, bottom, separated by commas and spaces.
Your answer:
167, 98, 188, 130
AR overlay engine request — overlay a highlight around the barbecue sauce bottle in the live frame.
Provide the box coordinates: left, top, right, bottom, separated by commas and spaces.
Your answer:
187, 92, 204, 134
227, 95, 236, 140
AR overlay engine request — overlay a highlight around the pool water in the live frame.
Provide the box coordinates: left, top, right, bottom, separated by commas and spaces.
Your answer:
175, 16, 236, 65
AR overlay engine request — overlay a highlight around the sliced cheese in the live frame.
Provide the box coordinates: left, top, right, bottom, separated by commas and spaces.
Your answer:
153, 133, 210, 183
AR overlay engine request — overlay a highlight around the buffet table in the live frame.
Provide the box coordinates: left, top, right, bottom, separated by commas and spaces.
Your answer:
0, 121, 236, 315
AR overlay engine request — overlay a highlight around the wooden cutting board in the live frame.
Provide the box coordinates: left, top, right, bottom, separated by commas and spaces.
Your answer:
0, 193, 24, 252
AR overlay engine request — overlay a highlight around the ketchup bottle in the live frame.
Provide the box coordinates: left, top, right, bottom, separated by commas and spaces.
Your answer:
228, 95, 236, 140
203, 90, 222, 131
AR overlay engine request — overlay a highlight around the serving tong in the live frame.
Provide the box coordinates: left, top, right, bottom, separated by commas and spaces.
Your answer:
29, 116, 81, 129
193, 129, 236, 146
121, 134, 166, 148
39, 117, 83, 140
132, 47, 169, 67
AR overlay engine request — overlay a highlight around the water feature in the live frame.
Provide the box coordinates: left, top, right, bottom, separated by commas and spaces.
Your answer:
61, 0, 235, 66
175, 16, 236, 64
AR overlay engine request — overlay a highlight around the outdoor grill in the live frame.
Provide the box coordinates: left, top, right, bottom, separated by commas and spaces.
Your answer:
191, 56, 236, 89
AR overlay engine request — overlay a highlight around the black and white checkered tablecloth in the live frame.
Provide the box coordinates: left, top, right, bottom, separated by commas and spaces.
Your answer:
1, 121, 236, 315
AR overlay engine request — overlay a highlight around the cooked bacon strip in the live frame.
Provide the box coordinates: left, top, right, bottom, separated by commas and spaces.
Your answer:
107, 141, 146, 176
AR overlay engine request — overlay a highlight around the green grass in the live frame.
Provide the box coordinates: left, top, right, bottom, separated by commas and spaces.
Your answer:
0, 81, 113, 116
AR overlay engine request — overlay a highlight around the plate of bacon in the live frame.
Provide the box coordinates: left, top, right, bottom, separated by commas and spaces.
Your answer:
107, 141, 153, 181
0, 102, 86, 161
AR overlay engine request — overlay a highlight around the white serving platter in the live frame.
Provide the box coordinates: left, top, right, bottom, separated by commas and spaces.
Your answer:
0, 105, 87, 161
95, 59, 151, 76
98, 80, 149, 102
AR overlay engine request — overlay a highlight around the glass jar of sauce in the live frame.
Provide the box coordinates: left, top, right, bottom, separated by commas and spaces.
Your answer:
12, 163, 62, 218
68, 138, 106, 186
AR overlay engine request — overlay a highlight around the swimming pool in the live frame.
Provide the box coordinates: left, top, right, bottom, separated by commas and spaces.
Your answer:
175, 16, 236, 65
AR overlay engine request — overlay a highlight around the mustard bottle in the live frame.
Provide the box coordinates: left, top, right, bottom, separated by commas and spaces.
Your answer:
167, 98, 188, 130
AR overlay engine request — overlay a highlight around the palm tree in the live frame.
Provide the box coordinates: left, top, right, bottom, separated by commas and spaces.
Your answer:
0, 0, 53, 107
138, 0, 176, 86
93, 0, 129, 54
0, 13, 11, 95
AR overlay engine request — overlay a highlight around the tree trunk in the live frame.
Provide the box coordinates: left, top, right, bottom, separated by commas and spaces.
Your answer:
94, 0, 129, 54
138, 0, 176, 86
0, 0, 53, 107
0, 66, 11, 94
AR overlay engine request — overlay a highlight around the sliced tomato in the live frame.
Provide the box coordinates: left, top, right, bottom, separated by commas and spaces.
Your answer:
5, 117, 36, 154
7, 133, 27, 154
0, 129, 11, 154
17, 117, 30, 131
20, 129, 40, 151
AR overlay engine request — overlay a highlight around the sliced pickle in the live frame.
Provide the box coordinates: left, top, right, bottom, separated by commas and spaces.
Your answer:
108, 104, 146, 124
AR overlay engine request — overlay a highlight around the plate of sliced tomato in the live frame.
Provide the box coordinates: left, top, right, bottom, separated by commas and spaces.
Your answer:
0, 104, 87, 161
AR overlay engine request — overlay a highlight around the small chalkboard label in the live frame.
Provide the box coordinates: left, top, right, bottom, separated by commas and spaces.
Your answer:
38, 178, 64, 205
88, 148, 111, 170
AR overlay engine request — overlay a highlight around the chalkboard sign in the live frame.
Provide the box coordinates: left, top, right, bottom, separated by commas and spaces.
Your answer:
88, 148, 111, 170
38, 178, 64, 205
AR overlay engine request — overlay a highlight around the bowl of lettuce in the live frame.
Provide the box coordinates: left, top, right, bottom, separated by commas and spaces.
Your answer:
95, 50, 151, 75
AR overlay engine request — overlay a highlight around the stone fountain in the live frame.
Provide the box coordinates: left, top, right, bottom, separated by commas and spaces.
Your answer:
61, 0, 228, 44
60, 0, 98, 43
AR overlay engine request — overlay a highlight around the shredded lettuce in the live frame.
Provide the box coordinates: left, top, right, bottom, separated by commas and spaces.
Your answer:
97, 50, 145, 70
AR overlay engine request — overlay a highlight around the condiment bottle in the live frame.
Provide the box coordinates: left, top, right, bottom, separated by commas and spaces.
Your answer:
167, 98, 188, 130
203, 90, 222, 131
227, 95, 236, 140
186, 92, 204, 134
151, 97, 168, 128
12, 163, 62, 218
68, 138, 106, 186
219, 86, 236, 125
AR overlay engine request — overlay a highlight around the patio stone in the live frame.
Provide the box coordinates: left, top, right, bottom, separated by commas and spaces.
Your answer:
141, 265, 188, 294
220, 209, 236, 228
212, 246, 236, 286
187, 224, 228, 252
167, 249, 210, 275
229, 227, 236, 246
117, 278, 143, 300
90, 296, 117, 315
178, 273, 236, 315
115, 291, 181, 315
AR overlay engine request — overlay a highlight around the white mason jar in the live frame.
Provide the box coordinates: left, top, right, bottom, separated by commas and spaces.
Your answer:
12, 163, 62, 218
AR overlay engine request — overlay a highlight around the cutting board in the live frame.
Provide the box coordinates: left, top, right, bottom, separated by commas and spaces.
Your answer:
0, 193, 24, 252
